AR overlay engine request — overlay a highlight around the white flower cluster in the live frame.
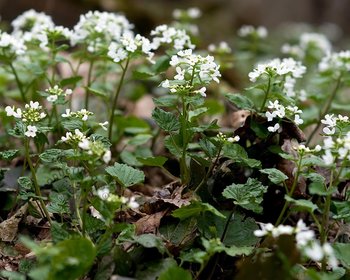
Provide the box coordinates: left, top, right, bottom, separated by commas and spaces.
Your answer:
321, 131, 350, 165
107, 33, 154, 63
35, 26, 72, 51
172, 7, 202, 20
255, 220, 337, 268
62, 108, 93, 121
71, 11, 133, 53
172, 49, 220, 83
61, 129, 111, 163
249, 57, 306, 82
11, 9, 55, 42
96, 187, 139, 208
150, 25, 195, 50
5, 101, 47, 138
208, 41, 232, 54
161, 49, 221, 96
321, 114, 348, 135
249, 58, 306, 99
238, 25, 268, 38
319, 50, 350, 73
217, 132, 240, 143
78, 138, 111, 164
0, 32, 27, 56
265, 100, 304, 132
45, 85, 73, 103
282, 32, 332, 59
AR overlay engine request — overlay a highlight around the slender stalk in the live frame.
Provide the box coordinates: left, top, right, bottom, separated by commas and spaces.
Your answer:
275, 153, 303, 226
108, 58, 130, 140
193, 143, 223, 193
259, 76, 271, 112
84, 60, 95, 110
9, 62, 27, 103
180, 96, 190, 185
306, 75, 342, 145
25, 140, 52, 224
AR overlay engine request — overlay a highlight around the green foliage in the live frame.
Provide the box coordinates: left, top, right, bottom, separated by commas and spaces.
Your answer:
172, 201, 225, 220
152, 107, 181, 132
222, 178, 267, 213
260, 168, 288, 184
105, 163, 145, 187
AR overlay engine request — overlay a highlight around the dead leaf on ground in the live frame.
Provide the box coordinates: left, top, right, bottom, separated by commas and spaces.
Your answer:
135, 211, 166, 235
0, 204, 28, 242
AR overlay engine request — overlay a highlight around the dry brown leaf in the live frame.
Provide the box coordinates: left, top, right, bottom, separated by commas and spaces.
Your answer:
135, 211, 165, 235
0, 204, 28, 242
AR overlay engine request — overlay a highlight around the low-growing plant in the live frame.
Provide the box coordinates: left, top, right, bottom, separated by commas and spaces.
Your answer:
1, 7, 350, 280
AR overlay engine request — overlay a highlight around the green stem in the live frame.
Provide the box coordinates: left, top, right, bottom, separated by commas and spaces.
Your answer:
9, 62, 27, 103
25, 140, 52, 225
84, 60, 95, 110
180, 96, 190, 185
108, 58, 130, 140
306, 75, 342, 145
193, 143, 223, 193
259, 76, 271, 112
275, 153, 303, 226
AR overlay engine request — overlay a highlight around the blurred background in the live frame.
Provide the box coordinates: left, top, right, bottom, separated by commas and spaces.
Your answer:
1, 0, 350, 46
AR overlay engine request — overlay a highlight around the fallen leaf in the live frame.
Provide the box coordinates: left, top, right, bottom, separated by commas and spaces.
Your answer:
135, 211, 166, 234
0, 204, 28, 242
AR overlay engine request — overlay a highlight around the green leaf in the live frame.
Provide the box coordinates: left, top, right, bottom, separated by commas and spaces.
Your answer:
134, 234, 167, 254
222, 178, 267, 214
152, 107, 180, 132
309, 181, 335, 196
133, 70, 155, 79
47, 192, 70, 214
137, 156, 168, 167
105, 163, 145, 187
127, 134, 152, 146
0, 149, 19, 160
225, 93, 254, 109
39, 149, 63, 163
18, 177, 33, 190
152, 55, 170, 73
260, 168, 288, 184
223, 245, 254, 257
87, 87, 108, 98
172, 201, 225, 220
60, 76, 82, 87
222, 143, 247, 159
198, 138, 218, 159
0, 271, 25, 280
333, 243, 350, 268
61, 119, 83, 131
48, 237, 96, 280
120, 150, 142, 166
153, 96, 178, 107
188, 107, 207, 121
51, 222, 71, 243
159, 218, 197, 247
284, 195, 318, 213
158, 265, 192, 280
301, 156, 327, 167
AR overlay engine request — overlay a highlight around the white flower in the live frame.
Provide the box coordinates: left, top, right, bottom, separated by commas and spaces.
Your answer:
304, 242, 324, 261
294, 114, 304, 125
78, 138, 90, 150
323, 126, 336, 135
174, 66, 185, 80
322, 150, 334, 165
5, 106, 22, 118
62, 109, 71, 118
127, 197, 139, 209
268, 123, 280, 132
97, 187, 110, 200
150, 25, 195, 50
47, 95, 58, 102
99, 121, 109, 131
238, 25, 268, 38
24, 125, 38, 137
103, 150, 111, 163
227, 136, 240, 143
195, 87, 207, 97
65, 89, 73, 95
